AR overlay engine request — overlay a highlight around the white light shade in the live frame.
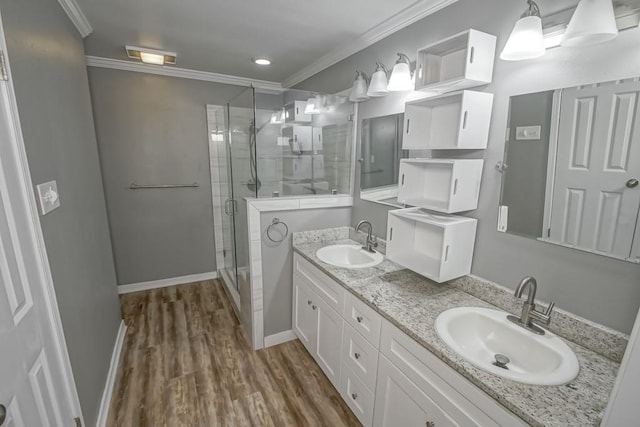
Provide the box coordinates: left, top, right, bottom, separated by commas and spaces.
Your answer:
304, 97, 317, 114
367, 69, 389, 97
561, 0, 618, 47
139, 52, 165, 65
500, 15, 545, 61
387, 62, 413, 91
349, 75, 369, 102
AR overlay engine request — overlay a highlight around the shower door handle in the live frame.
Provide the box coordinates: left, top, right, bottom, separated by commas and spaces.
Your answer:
224, 199, 236, 216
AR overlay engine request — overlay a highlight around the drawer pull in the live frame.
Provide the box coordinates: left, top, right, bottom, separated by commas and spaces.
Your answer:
307, 300, 312, 305
426, 422, 435, 427
354, 352, 361, 360
356, 316, 363, 323
351, 393, 358, 400
312, 305, 317, 310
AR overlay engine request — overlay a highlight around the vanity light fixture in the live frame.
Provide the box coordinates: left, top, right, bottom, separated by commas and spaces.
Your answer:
349, 71, 370, 102
367, 62, 390, 97
500, 0, 545, 61
126, 46, 177, 65
561, 0, 618, 47
252, 57, 272, 65
387, 53, 414, 92
304, 96, 317, 114
304, 95, 328, 114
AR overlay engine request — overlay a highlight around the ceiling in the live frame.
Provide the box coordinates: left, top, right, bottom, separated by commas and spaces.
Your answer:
76, 0, 453, 84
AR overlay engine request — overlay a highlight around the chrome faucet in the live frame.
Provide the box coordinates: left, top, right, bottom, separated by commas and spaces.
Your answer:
506, 276, 556, 335
355, 220, 378, 253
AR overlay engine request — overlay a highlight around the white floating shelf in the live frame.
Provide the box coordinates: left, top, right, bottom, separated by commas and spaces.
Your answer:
397, 158, 483, 213
284, 100, 312, 124
403, 91, 494, 150
415, 29, 496, 94
282, 125, 313, 151
386, 208, 477, 283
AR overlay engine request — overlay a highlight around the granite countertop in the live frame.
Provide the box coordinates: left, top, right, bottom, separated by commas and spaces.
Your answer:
292, 231, 621, 427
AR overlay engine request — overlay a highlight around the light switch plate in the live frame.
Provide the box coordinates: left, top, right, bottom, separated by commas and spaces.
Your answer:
515, 125, 542, 140
36, 180, 60, 215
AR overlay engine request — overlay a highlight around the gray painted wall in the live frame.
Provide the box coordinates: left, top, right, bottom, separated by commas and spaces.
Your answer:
502, 91, 554, 237
0, 0, 122, 423
88, 68, 244, 285
296, 0, 640, 333
260, 207, 351, 336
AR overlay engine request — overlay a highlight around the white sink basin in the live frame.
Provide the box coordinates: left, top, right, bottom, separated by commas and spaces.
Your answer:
316, 244, 383, 269
435, 307, 579, 386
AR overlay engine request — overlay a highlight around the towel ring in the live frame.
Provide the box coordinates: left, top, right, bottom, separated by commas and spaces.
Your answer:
266, 218, 289, 243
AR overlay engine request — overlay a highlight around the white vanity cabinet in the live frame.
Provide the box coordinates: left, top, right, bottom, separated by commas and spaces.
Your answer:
397, 158, 484, 213
415, 29, 496, 94
403, 91, 494, 150
282, 125, 313, 151
386, 208, 477, 283
284, 100, 312, 124
292, 253, 525, 427
375, 320, 528, 427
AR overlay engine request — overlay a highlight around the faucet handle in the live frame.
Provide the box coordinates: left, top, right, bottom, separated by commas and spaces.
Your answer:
543, 301, 556, 316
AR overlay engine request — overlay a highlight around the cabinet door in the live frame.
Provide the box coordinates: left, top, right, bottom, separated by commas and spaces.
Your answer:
402, 104, 430, 150
293, 275, 316, 354
374, 355, 458, 427
315, 296, 344, 388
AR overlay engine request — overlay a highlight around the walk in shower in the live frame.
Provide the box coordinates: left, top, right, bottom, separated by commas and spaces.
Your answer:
207, 87, 355, 307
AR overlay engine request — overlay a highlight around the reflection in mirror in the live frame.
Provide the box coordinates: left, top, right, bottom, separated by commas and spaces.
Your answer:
359, 113, 408, 207
500, 78, 640, 263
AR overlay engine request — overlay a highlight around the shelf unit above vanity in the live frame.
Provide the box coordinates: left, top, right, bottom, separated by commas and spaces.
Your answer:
386, 208, 477, 283
403, 90, 494, 150
397, 158, 483, 213
415, 29, 496, 94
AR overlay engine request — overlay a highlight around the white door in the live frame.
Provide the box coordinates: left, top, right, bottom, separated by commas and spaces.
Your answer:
0, 17, 79, 427
549, 80, 640, 260
373, 356, 457, 427
314, 296, 343, 388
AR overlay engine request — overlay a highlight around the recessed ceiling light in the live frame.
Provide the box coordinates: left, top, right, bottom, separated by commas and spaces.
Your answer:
126, 45, 177, 66
253, 57, 271, 66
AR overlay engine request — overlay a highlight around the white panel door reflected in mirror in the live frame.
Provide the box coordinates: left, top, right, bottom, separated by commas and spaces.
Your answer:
359, 113, 408, 207
500, 78, 640, 263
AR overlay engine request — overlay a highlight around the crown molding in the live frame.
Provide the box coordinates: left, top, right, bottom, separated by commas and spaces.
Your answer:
57, 0, 93, 38
281, 0, 460, 88
85, 56, 284, 93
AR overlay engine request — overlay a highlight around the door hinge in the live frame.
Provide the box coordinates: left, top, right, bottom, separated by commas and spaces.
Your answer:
0, 51, 8, 81
547, 228, 551, 238
347, 114, 354, 122
74, 417, 83, 427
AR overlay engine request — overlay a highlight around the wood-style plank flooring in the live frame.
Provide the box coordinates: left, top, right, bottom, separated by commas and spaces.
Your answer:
107, 279, 361, 427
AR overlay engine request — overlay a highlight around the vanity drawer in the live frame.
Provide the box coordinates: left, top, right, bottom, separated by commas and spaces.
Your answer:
340, 364, 375, 427
343, 291, 382, 347
342, 323, 379, 392
380, 320, 527, 427
294, 253, 345, 313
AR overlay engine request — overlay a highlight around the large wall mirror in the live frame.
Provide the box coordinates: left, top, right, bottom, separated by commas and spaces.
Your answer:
359, 113, 407, 207
500, 78, 640, 263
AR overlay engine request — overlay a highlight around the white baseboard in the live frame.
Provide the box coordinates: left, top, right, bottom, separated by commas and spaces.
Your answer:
264, 330, 297, 348
96, 320, 127, 427
118, 271, 218, 294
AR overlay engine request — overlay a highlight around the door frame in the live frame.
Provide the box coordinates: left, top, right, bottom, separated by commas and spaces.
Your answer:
0, 11, 83, 425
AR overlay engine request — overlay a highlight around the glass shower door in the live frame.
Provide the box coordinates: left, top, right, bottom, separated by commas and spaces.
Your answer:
222, 87, 257, 291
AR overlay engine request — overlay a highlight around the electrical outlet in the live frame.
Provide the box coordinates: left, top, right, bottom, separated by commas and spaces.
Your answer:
515, 125, 542, 140
36, 180, 60, 215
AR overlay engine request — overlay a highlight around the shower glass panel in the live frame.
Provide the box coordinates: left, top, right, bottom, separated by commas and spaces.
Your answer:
208, 88, 353, 302
254, 89, 354, 197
